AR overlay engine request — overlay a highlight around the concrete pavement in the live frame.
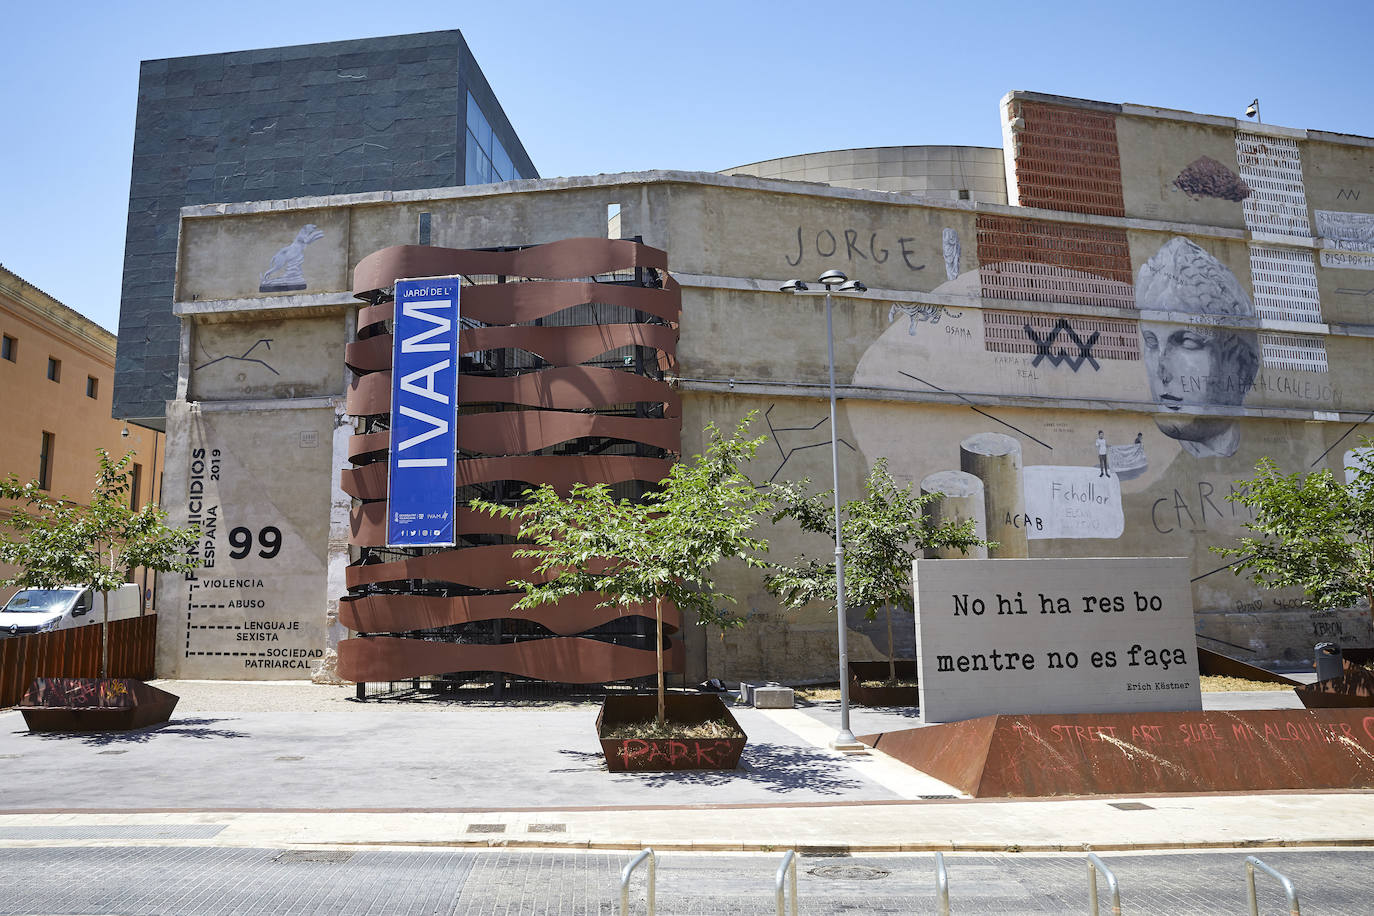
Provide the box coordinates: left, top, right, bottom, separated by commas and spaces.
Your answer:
1, 681, 1366, 855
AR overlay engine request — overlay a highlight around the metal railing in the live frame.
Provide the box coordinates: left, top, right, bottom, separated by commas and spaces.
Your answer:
1087, 853, 1121, 916
604, 848, 1335, 915
775, 850, 798, 916
935, 851, 950, 915
1246, 856, 1300, 916
619, 847, 656, 916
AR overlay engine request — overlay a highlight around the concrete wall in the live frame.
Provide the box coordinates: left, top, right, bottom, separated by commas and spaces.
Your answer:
164, 92, 1374, 679
157, 397, 343, 679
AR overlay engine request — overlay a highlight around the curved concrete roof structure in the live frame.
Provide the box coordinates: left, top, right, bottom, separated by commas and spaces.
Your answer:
724, 145, 1007, 204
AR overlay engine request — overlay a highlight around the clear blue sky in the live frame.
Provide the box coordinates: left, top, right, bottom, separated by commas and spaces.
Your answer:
3, 0, 1372, 332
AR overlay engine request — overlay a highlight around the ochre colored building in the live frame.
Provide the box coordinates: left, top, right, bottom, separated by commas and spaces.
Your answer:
0, 266, 163, 602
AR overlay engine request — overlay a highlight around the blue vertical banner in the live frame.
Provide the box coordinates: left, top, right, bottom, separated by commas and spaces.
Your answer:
387, 276, 461, 547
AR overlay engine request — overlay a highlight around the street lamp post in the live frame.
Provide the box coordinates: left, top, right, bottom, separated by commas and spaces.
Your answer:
781, 269, 867, 750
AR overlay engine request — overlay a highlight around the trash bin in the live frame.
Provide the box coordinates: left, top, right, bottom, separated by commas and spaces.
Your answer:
1315, 642, 1343, 682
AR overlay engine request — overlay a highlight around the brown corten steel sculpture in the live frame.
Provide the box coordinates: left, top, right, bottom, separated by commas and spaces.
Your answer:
860, 709, 1374, 797
338, 237, 683, 688
339, 593, 681, 638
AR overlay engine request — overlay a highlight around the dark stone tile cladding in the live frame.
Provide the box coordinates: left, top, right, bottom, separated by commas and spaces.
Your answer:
114, 30, 537, 424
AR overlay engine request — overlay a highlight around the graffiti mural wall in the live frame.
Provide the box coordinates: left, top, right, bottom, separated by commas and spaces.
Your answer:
163, 88, 1374, 681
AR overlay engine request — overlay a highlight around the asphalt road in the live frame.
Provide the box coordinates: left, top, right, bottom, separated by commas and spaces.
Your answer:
0, 845, 1361, 915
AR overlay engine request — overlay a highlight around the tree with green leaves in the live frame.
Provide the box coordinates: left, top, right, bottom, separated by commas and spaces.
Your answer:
1212, 443, 1374, 618
766, 458, 992, 682
0, 449, 200, 678
471, 414, 774, 726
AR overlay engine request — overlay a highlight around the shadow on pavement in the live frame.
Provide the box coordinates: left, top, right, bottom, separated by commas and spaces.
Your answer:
555, 742, 866, 794
18, 716, 251, 746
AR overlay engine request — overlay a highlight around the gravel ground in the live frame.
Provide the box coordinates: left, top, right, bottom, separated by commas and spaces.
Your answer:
147, 679, 361, 713
147, 679, 616, 713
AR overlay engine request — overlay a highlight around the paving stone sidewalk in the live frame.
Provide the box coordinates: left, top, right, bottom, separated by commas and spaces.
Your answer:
1, 846, 1366, 915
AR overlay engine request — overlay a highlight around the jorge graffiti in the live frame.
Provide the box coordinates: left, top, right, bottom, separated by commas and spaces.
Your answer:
784, 226, 925, 270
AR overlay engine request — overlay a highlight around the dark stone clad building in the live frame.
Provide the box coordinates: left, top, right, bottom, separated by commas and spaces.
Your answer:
115, 30, 537, 428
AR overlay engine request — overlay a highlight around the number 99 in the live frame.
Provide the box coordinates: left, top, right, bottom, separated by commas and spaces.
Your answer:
228, 526, 283, 560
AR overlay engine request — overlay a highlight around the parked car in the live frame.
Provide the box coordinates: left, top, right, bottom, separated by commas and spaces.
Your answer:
0, 584, 141, 639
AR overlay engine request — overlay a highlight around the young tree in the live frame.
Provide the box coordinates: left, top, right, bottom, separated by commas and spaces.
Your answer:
472, 414, 774, 726
1213, 445, 1374, 618
766, 458, 992, 682
0, 449, 200, 678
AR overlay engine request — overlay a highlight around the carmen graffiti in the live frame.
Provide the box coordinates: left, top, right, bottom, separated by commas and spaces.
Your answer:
1148, 480, 1255, 534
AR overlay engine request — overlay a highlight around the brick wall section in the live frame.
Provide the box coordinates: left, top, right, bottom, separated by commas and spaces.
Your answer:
1008, 100, 1125, 218
975, 215, 1136, 309
114, 30, 537, 425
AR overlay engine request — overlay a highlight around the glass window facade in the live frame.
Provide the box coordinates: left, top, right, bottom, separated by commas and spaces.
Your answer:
465, 93, 530, 186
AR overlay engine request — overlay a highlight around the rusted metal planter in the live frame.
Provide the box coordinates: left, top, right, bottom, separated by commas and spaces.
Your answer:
1196, 646, 1302, 686
848, 660, 919, 706
18, 678, 178, 732
598, 694, 746, 772
1295, 666, 1374, 708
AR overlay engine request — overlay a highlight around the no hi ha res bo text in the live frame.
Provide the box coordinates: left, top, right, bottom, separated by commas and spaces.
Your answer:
937, 590, 1187, 675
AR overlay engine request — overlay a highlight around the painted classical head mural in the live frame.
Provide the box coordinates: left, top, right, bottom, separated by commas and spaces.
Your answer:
1137, 237, 1259, 459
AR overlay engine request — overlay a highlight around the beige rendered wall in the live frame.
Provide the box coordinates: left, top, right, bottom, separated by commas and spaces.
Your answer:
168, 118, 1374, 680
0, 268, 163, 604
156, 398, 342, 679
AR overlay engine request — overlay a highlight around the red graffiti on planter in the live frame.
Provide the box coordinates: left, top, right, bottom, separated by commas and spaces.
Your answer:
613, 738, 738, 770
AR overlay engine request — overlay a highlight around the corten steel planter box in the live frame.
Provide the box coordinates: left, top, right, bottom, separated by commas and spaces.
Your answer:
1295, 667, 1374, 709
849, 660, 919, 706
19, 678, 178, 732
598, 694, 746, 772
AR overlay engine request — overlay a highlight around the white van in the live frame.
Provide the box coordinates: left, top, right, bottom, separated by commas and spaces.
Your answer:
0, 583, 142, 638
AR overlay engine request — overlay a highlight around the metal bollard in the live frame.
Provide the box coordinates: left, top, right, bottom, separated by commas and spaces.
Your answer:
935, 851, 950, 916
775, 850, 798, 916
619, 847, 656, 916
1087, 853, 1121, 916
1246, 855, 1300, 916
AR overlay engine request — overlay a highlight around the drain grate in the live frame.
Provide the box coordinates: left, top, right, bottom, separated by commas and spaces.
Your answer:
808, 865, 890, 880
97, 750, 128, 755
466, 823, 506, 834
1109, 802, 1154, 811
275, 755, 304, 761
527, 823, 567, 833
919, 794, 956, 799
0, 825, 227, 840
276, 850, 354, 864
